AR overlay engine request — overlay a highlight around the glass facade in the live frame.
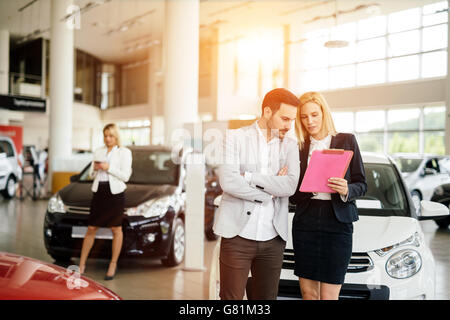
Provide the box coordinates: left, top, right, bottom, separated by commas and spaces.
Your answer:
292, 1, 449, 93
333, 106, 446, 155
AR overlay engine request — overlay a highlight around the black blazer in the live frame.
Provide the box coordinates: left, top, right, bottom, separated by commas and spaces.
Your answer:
289, 133, 367, 223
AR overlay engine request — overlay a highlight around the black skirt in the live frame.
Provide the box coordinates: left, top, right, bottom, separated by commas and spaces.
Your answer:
292, 199, 353, 285
88, 182, 125, 227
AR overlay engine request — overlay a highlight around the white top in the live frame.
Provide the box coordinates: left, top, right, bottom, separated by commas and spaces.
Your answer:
240, 121, 279, 241
308, 135, 348, 202
96, 146, 118, 182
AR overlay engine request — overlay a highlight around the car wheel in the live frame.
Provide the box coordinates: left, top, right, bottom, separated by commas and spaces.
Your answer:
161, 218, 185, 267
435, 216, 450, 229
411, 191, 421, 214
1, 176, 16, 199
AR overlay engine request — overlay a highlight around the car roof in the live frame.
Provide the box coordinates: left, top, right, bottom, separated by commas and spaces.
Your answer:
0, 134, 13, 142
361, 152, 391, 165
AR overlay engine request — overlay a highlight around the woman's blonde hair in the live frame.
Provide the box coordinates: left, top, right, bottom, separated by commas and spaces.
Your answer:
103, 123, 121, 147
295, 91, 337, 150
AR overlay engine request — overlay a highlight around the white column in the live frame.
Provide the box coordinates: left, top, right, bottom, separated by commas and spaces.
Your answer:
184, 152, 205, 271
163, 0, 199, 145
446, 0, 450, 155
48, 0, 74, 190
148, 44, 163, 145
0, 30, 9, 95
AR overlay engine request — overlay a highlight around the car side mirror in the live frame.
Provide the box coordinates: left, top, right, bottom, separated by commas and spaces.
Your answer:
0, 153, 6, 160
423, 168, 437, 176
418, 200, 449, 220
70, 174, 80, 182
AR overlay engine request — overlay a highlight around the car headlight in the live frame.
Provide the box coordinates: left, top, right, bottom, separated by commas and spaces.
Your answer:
374, 232, 422, 257
48, 194, 66, 213
125, 196, 176, 219
386, 249, 422, 279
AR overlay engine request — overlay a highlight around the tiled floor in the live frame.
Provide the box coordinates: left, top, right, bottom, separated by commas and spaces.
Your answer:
1, 197, 449, 300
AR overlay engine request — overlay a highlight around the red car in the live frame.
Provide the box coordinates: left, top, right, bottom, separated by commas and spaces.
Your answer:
0, 252, 121, 300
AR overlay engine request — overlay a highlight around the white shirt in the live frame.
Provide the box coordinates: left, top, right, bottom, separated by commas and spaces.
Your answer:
240, 121, 280, 241
308, 135, 348, 202
97, 146, 118, 182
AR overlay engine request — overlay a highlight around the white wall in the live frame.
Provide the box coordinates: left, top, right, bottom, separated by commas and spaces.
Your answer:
20, 100, 103, 151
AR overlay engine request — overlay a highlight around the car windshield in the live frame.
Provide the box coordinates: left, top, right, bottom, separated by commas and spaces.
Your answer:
393, 158, 422, 173
79, 150, 179, 185
356, 163, 410, 217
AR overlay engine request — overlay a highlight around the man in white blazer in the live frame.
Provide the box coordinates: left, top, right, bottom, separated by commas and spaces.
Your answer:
213, 88, 301, 300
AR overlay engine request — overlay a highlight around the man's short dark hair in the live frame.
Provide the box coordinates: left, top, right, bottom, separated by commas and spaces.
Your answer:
261, 88, 299, 115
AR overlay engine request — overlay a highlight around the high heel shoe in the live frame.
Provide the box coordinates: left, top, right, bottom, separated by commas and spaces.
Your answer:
104, 262, 117, 280
78, 265, 85, 275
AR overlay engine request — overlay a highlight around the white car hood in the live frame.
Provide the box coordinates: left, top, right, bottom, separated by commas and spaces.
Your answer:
352, 216, 418, 253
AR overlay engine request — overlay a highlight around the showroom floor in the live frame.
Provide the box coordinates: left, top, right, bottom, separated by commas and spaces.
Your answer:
1, 197, 449, 300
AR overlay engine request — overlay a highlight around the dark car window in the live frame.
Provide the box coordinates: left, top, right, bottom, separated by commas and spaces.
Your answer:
78, 150, 179, 185
357, 163, 410, 217
0, 140, 14, 157
425, 158, 440, 173
394, 158, 422, 173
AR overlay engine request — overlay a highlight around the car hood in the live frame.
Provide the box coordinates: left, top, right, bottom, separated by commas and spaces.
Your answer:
58, 182, 178, 208
0, 252, 121, 300
401, 172, 411, 179
352, 216, 418, 252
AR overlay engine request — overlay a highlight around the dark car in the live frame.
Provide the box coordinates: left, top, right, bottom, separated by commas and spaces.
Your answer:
44, 146, 187, 267
430, 182, 450, 229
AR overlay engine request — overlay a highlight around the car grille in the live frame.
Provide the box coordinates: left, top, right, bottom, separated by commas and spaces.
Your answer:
282, 249, 374, 273
66, 206, 90, 215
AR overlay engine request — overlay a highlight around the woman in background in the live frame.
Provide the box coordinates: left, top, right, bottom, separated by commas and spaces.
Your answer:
79, 123, 132, 280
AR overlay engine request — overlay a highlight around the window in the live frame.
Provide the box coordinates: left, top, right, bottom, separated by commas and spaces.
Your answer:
355, 110, 385, 133
357, 60, 386, 85
0, 141, 14, 157
423, 1, 448, 26
332, 112, 354, 133
356, 133, 384, 153
422, 51, 447, 78
388, 55, 420, 82
422, 24, 448, 51
387, 108, 420, 131
295, 1, 448, 90
357, 37, 386, 62
388, 8, 421, 33
388, 30, 420, 57
388, 132, 419, 153
358, 16, 387, 40
424, 106, 445, 129
332, 105, 446, 155
118, 120, 151, 146
329, 65, 355, 89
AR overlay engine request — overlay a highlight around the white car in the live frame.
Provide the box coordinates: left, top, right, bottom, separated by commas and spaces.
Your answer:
209, 153, 449, 300
0, 135, 22, 199
392, 153, 450, 214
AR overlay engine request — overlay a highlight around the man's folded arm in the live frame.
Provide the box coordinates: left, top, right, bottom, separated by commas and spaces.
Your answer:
218, 130, 272, 204
247, 143, 300, 197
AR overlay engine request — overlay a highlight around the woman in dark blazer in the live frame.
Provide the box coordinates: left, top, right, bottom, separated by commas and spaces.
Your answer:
289, 92, 367, 300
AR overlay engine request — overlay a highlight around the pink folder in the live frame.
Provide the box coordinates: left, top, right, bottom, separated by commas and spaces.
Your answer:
300, 149, 353, 193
